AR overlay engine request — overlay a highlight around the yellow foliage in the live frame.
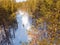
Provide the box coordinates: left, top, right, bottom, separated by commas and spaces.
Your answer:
18, 0, 60, 45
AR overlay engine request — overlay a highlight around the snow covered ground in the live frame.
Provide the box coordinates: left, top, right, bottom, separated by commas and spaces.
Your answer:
13, 11, 28, 45
13, 10, 31, 45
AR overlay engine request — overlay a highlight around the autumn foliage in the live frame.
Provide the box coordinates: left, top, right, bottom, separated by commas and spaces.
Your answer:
19, 0, 60, 45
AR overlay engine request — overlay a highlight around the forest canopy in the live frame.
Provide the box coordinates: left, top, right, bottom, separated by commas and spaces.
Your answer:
0, 0, 18, 45
18, 0, 60, 45
0, 0, 60, 45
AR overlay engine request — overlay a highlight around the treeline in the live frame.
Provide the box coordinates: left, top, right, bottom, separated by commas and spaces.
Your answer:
0, 0, 18, 45
18, 0, 60, 45
0, 0, 60, 45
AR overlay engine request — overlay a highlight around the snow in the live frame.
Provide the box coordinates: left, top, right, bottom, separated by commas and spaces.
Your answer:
16, 0, 26, 2
13, 12, 28, 45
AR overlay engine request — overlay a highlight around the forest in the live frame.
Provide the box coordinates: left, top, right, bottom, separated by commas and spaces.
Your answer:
0, 0, 60, 45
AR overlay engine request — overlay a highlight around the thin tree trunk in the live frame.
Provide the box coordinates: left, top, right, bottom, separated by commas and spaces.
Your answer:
13, 28, 15, 38
3, 23, 10, 45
